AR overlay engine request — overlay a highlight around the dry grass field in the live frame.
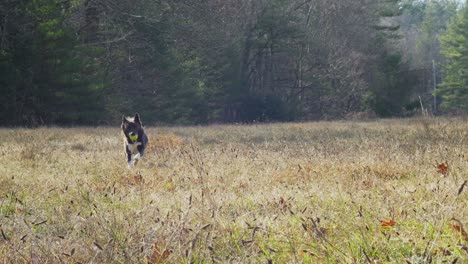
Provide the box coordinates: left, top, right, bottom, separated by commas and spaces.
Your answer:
0, 118, 467, 263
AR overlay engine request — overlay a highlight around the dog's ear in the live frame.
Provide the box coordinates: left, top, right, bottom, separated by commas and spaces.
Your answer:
121, 115, 128, 127
134, 113, 142, 125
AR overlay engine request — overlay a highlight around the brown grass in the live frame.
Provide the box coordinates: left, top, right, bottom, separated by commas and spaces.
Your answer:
0, 118, 467, 263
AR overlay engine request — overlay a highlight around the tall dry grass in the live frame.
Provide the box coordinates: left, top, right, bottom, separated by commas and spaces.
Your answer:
0, 118, 467, 263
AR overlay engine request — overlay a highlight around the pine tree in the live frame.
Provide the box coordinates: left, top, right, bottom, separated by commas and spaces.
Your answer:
0, 0, 105, 125
415, 0, 458, 66
438, 2, 468, 110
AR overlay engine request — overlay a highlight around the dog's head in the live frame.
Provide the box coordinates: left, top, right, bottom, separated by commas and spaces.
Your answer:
122, 113, 143, 142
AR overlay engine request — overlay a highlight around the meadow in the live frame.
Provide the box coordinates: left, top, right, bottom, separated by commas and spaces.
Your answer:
0, 118, 467, 263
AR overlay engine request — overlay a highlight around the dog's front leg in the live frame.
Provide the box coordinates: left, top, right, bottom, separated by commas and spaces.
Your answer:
133, 144, 145, 166
126, 147, 134, 169
133, 153, 141, 166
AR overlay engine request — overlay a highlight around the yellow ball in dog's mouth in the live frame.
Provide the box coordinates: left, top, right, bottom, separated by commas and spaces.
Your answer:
129, 134, 138, 141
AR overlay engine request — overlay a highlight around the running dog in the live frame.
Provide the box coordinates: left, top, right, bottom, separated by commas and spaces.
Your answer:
121, 113, 149, 168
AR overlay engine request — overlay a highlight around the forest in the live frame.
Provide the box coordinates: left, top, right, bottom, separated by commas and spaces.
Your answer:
0, 0, 467, 126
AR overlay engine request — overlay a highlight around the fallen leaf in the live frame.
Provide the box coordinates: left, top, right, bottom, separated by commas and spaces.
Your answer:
149, 242, 170, 264
133, 174, 143, 183
450, 219, 468, 241
380, 220, 396, 227
436, 161, 449, 176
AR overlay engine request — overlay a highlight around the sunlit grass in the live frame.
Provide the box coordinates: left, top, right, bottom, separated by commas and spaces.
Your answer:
0, 118, 467, 263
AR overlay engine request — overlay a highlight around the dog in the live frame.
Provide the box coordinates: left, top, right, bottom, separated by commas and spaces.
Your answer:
121, 113, 149, 168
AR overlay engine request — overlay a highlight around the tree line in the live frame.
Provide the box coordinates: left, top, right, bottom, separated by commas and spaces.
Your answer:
0, 0, 466, 126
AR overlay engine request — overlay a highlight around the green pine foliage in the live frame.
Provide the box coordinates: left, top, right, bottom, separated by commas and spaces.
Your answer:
0, 0, 105, 125
438, 3, 468, 110
415, 0, 458, 65
367, 53, 416, 117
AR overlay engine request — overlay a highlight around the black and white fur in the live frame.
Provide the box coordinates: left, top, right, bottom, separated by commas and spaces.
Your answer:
121, 113, 149, 168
